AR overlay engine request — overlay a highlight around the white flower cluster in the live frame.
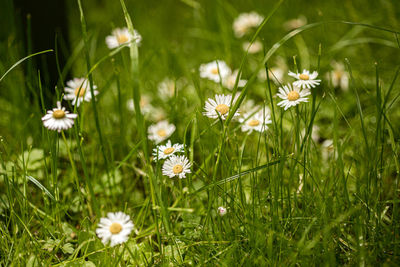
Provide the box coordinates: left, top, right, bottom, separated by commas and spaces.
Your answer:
153, 140, 191, 179
232, 12, 264, 54
277, 69, 321, 110
202, 93, 272, 134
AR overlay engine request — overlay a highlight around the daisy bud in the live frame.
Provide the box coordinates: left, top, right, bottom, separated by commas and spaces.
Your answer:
218, 206, 227, 216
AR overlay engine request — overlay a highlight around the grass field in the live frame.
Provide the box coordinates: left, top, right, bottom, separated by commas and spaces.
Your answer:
1, 0, 400, 265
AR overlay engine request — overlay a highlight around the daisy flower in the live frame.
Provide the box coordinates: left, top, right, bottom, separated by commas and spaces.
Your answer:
127, 98, 166, 121
239, 108, 272, 133
217, 206, 227, 216
42, 101, 78, 132
63, 78, 99, 107
283, 15, 307, 31
148, 120, 175, 144
150, 108, 167, 122
203, 94, 240, 120
277, 84, 310, 110
242, 40, 263, 54
96, 212, 134, 247
153, 140, 184, 161
157, 78, 177, 98
326, 62, 349, 91
106, 27, 142, 49
233, 12, 264, 38
127, 95, 153, 115
162, 155, 191, 179
321, 139, 335, 160
288, 69, 321, 89
301, 125, 320, 143
222, 69, 247, 90
258, 67, 285, 85
269, 67, 285, 84
199, 60, 231, 83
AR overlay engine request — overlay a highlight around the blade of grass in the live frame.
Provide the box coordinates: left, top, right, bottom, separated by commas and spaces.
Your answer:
26, 175, 56, 202
0, 50, 53, 83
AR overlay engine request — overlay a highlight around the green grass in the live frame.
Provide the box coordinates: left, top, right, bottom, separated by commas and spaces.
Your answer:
1, 0, 400, 265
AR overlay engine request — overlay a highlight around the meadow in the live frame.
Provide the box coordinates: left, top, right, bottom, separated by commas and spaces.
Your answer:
0, 0, 400, 265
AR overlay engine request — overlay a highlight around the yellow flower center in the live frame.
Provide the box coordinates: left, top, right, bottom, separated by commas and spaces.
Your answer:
139, 98, 148, 108
215, 104, 229, 115
163, 147, 175, 155
74, 86, 86, 97
247, 119, 260, 126
117, 34, 129, 44
52, 110, 65, 119
109, 222, 123, 234
173, 164, 183, 174
334, 70, 343, 79
299, 74, 309, 80
157, 129, 167, 137
287, 91, 300, 101
211, 68, 219, 75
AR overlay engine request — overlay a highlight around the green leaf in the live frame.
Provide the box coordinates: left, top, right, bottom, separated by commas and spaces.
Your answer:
62, 243, 75, 254
42, 238, 59, 251
26, 255, 41, 267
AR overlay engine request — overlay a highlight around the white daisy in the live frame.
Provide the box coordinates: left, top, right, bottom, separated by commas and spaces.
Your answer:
150, 108, 167, 122
127, 98, 166, 121
41, 101, 78, 132
301, 125, 320, 143
242, 40, 263, 54
283, 15, 307, 31
127, 95, 153, 115
157, 78, 177, 98
199, 60, 231, 83
63, 78, 99, 107
217, 206, 227, 216
105, 27, 142, 49
148, 120, 175, 144
326, 62, 349, 91
222, 69, 247, 90
233, 12, 264, 38
162, 155, 191, 179
288, 69, 321, 89
258, 67, 285, 85
239, 108, 272, 133
269, 67, 285, 84
258, 57, 287, 84
153, 140, 184, 161
203, 94, 240, 120
321, 139, 335, 160
277, 84, 310, 110
96, 211, 134, 247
